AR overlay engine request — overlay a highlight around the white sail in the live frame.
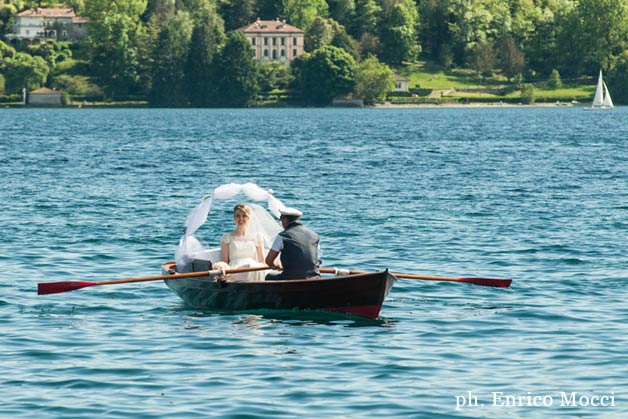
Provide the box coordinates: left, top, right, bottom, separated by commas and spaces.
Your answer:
603, 81, 614, 108
592, 70, 604, 107
588, 70, 614, 110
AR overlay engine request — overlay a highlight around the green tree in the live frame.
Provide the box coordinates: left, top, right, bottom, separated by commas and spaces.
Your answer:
180, 0, 220, 17
2, 52, 49, 94
258, 61, 294, 92
498, 36, 525, 81
378, 0, 420, 64
305, 16, 335, 52
471, 39, 496, 78
557, 0, 628, 76
297, 45, 357, 105
255, 0, 280, 21
0, 39, 16, 61
520, 82, 535, 104
281, 0, 329, 30
331, 27, 359, 60
328, 0, 355, 27
357, 32, 381, 58
418, 0, 451, 64
143, 0, 175, 22
446, 0, 511, 66
184, 11, 225, 106
288, 51, 310, 93
608, 50, 628, 104
305, 17, 358, 59
69, 0, 85, 13
214, 32, 260, 107
52, 74, 104, 99
48, 58, 90, 78
27, 41, 73, 68
523, 0, 571, 75
219, 0, 255, 31
85, 0, 147, 99
354, 54, 394, 104
149, 11, 194, 107
547, 69, 562, 89
0, 4, 17, 36
350, 0, 379, 39
136, 0, 176, 96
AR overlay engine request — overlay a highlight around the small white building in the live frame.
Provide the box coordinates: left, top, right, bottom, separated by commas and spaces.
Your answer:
6, 8, 88, 44
394, 75, 410, 92
235, 19, 304, 65
27, 87, 63, 107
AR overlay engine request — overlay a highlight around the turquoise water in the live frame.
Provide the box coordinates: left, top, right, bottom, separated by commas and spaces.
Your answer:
1, 107, 627, 418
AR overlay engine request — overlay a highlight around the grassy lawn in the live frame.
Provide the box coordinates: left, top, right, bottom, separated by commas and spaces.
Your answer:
394, 61, 596, 103
395, 61, 509, 89
523, 86, 594, 103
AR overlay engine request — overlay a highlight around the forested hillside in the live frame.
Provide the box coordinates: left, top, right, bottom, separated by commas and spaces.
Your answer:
2, 0, 628, 105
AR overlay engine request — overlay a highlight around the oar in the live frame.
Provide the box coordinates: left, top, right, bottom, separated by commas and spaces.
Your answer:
320, 268, 511, 288
37, 265, 272, 295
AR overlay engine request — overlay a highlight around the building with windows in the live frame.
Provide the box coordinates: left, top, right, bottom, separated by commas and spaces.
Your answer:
235, 19, 304, 65
6, 8, 88, 44
394, 75, 410, 92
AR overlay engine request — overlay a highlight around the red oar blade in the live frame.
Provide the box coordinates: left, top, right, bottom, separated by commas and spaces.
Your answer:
459, 277, 512, 288
37, 281, 97, 295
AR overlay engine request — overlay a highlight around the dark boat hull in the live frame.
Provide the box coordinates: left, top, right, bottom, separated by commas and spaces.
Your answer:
161, 263, 396, 319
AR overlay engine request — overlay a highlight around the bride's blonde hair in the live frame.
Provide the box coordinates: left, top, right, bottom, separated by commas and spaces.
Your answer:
234, 203, 251, 217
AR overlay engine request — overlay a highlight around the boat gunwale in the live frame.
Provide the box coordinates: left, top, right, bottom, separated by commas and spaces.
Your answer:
160, 261, 391, 284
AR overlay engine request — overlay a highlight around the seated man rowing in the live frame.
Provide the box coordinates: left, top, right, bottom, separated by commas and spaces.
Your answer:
264, 207, 321, 280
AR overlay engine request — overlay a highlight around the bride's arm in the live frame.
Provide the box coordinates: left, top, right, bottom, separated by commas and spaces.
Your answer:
255, 233, 264, 263
220, 234, 230, 263
256, 243, 264, 263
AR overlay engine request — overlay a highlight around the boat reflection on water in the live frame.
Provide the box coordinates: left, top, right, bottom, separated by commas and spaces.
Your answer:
179, 308, 396, 328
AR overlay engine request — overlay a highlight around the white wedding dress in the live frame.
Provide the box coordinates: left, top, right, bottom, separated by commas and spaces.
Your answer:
221, 232, 266, 282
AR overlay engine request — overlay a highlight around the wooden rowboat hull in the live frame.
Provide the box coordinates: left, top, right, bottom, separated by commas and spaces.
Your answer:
161, 262, 396, 320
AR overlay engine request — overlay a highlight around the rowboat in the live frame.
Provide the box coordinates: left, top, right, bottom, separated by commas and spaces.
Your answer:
161, 261, 397, 320
165, 183, 396, 319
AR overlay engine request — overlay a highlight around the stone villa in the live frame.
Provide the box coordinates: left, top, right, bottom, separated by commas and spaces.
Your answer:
235, 19, 304, 65
6, 8, 88, 44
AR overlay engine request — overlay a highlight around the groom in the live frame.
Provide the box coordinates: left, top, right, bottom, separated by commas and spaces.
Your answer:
265, 207, 321, 280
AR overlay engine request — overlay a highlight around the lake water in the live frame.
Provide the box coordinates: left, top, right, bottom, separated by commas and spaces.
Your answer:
1, 107, 627, 418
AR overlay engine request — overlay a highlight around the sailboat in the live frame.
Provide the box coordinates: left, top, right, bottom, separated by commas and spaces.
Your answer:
587, 70, 614, 110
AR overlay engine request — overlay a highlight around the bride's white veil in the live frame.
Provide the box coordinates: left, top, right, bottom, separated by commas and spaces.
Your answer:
175, 183, 285, 271
247, 203, 282, 250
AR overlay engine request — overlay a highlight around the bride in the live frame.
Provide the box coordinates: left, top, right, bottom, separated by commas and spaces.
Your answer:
219, 203, 267, 282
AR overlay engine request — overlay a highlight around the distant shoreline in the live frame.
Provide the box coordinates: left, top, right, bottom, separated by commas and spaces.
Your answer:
2, 101, 587, 109
372, 101, 578, 108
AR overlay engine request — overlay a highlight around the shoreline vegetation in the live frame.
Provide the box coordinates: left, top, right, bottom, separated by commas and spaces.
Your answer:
3, 79, 595, 108
1, 60, 597, 109
1, 100, 590, 109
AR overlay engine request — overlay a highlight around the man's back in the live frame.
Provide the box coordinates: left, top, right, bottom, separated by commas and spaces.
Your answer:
279, 221, 320, 279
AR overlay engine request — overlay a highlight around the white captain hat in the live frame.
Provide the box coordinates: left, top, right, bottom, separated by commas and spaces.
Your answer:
279, 207, 303, 218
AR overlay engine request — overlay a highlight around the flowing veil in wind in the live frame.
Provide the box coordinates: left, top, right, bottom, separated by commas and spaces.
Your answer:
175, 183, 285, 271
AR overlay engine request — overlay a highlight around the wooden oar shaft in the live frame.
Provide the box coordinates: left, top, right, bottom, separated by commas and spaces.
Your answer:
97, 265, 271, 285
37, 265, 272, 295
39, 264, 511, 295
319, 268, 511, 288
